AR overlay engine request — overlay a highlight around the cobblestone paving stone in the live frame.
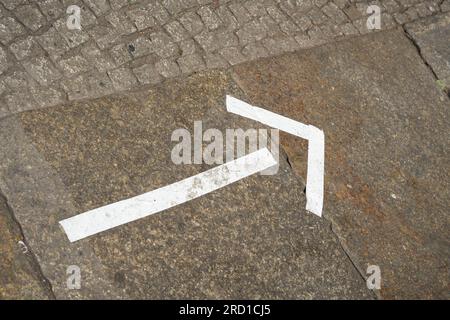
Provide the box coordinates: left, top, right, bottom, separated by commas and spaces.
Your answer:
0, 0, 447, 118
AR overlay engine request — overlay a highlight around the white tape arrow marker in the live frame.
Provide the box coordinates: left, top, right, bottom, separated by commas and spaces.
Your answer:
60, 148, 277, 242
226, 95, 324, 217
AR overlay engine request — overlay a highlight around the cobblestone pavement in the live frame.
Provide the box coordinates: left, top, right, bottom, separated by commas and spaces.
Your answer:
0, 0, 448, 117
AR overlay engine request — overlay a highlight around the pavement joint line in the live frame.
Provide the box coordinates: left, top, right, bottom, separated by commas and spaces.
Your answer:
402, 23, 450, 98
226, 95, 324, 217
402, 25, 440, 81
329, 221, 379, 300
402, 25, 450, 99
59, 147, 277, 242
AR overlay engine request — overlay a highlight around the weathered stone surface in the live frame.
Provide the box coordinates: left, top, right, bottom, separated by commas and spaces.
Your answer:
29, 85, 65, 109
0, 1, 448, 300
109, 43, 133, 66
36, 27, 70, 60
232, 29, 450, 299
0, 46, 8, 74
128, 36, 153, 59
443, 0, 450, 12
38, 0, 65, 21
149, 31, 179, 58
9, 36, 43, 61
4, 90, 37, 113
179, 11, 204, 35
237, 20, 267, 45
164, 20, 190, 42
53, 18, 90, 49
108, 66, 138, 90
155, 58, 180, 78
126, 5, 157, 30
84, 0, 110, 17
198, 6, 221, 30
3, 70, 34, 90
0, 0, 27, 11
81, 42, 115, 72
0, 116, 126, 299
89, 24, 121, 50
0, 194, 52, 299
177, 53, 205, 74
61, 71, 113, 100
105, 11, 136, 36
126, 1, 168, 29
204, 52, 229, 69
22, 56, 62, 86
0, 0, 448, 118
14, 4, 46, 32
58, 55, 90, 75
405, 13, 450, 91
0, 71, 372, 299
0, 16, 25, 44
220, 46, 246, 65
133, 63, 162, 85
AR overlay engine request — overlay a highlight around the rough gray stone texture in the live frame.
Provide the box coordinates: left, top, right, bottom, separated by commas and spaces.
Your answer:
0, 0, 447, 117
38, 0, 65, 21
58, 55, 90, 75
35, 27, 70, 60
0, 46, 8, 74
14, 4, 46, 32
405, 13, 450, 91
22, 56, 62, 85
0, 16, 26, 44
178, 52, 205, 73
108, 66, 138, 90
9, 36, 43, 61
232, 29, 450, 299
0, 194, 53, 299
443, 0, 450, 12
133, 63, 162, 84
155, 58, 181, 78
0, 71, 373, 299
0, 116, 126, 299
60, 71, 113, 101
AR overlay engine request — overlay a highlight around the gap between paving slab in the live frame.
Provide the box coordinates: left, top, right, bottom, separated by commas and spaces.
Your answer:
404, 13, 450, 95
231, 28, 449, 299
0, 192, 54, 299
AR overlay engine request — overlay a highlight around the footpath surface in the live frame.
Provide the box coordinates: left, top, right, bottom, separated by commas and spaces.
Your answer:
0, 6, 449, 300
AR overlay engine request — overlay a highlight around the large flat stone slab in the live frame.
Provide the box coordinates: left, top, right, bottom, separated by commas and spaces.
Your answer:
232, 29, 450, 299
0, 71, 371, 299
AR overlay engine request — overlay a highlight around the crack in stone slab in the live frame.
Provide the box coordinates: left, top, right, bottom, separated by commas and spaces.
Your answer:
0, 189, 55, 299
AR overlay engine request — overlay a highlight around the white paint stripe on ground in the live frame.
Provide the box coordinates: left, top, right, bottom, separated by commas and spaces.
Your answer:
226, 95, 324, 217
60, 148, 277, 242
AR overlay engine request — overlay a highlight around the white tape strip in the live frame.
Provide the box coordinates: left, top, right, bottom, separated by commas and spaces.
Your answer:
60, 148, 277, 242
226, 95, 324, 217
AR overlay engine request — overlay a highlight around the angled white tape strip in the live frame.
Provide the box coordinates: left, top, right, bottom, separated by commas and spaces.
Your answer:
60, 148, 277, 242
226, 95, 324, 217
